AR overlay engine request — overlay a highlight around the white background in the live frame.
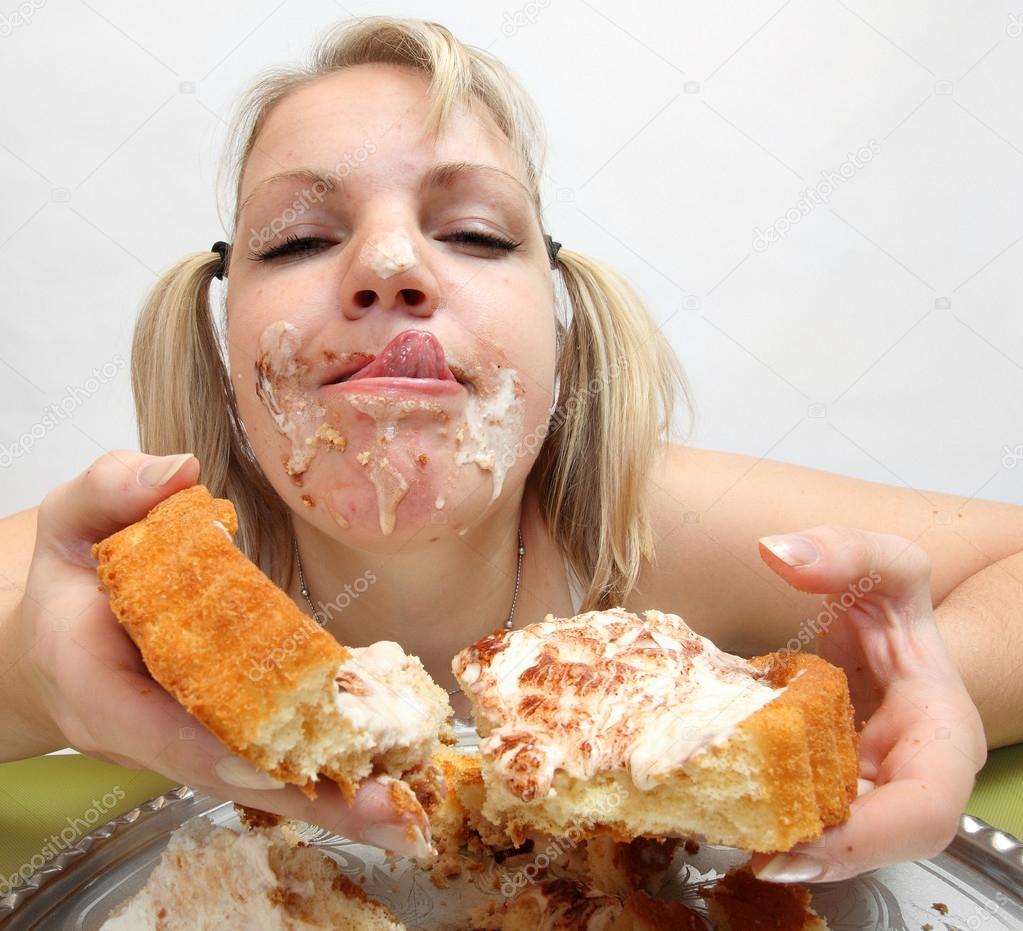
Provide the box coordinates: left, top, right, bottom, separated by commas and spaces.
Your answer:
2, 0, 1022, 514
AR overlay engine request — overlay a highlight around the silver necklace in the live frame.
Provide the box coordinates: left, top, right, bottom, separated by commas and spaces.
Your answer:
293, 529, 526, 695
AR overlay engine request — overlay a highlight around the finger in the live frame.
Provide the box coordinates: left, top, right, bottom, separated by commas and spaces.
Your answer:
203, 776, 432, 860
751, 781, 963, 882
751, 709, 985, 882
758, 525, 930, 610
36, 450, 199, 566
758, 525, 955, 680
854, 674, 983, 777
70, 665, 430, 858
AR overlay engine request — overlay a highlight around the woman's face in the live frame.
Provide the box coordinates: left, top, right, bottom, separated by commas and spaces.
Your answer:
226, 64, 557, 551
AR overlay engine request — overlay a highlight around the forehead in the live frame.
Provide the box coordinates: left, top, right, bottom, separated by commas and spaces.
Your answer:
238, 63, 525, 205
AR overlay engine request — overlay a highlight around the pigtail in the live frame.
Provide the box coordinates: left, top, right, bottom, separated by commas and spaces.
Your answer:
131, 252, 293, 585
533, 249, 689, 611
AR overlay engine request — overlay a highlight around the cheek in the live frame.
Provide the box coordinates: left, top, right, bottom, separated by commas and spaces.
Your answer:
445, 267, 558, 394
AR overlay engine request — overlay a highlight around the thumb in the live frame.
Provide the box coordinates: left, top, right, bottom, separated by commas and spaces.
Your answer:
757, 525, 933, 620
36, 450, 199, 566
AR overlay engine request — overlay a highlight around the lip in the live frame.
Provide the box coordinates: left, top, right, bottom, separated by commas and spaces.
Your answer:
319, 329, 466, 389
322, 376, 465, 397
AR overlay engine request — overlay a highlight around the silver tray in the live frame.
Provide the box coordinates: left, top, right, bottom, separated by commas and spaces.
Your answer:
2, 733, 1021, 930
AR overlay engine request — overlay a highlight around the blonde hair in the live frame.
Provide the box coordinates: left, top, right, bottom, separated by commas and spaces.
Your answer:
133, 17, 689, 610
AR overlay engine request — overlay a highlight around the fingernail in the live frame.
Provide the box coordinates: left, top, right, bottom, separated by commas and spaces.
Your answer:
137, 453, 194, 488
754, 853, 825, 883
857, 777, 876, 796
361, 822, 433, 860
759, 534, 820, 568
214, 755, 285, 790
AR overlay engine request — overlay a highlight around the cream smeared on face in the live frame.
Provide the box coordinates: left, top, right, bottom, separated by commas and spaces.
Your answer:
344, 392, 448, 535
254, 322, 327, 479
358, 229, 417, 279
254, 321, 534, 537
454, 367, 525, 504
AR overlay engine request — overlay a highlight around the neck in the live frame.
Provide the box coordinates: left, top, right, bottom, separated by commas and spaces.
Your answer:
291, 488, 525, 691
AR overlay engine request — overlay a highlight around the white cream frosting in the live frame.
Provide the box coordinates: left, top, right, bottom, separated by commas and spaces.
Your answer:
254, 321, 326, 478
359, 229, 417, 279
454, 367, 524, 504
334, 640, 447, 757
453, 609, 785, 798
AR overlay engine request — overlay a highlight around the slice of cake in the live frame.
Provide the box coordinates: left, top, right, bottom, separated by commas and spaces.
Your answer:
93, 485, 452, 800
100, 817, 405, 930
452, 609, 857, 852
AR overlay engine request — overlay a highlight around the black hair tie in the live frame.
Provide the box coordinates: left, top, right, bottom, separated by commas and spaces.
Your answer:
211, 241, 230, 280
544, 233, 562, 268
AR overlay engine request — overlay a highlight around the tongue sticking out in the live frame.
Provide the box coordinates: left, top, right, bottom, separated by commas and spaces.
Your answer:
348, 329, 456, 382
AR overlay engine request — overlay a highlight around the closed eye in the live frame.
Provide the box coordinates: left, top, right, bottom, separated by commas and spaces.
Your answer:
249, 234, 331, 262
440, 230, 522, 252
249, 229, 522, 264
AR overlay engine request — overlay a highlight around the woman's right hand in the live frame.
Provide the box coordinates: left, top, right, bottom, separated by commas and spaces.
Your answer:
9, 450, 430, 858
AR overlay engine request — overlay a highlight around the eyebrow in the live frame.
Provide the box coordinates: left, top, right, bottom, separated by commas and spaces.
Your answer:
421, 161, 533, 202
238, 161, 533, 217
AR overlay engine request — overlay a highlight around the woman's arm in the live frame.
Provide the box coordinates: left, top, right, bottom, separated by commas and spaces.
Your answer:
629, 444, 1023, 747
0, 507, 61, 760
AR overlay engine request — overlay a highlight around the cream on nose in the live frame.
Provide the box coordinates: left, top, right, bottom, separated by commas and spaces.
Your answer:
358, 229, 417, 279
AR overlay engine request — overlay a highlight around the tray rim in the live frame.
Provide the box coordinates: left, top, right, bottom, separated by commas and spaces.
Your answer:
1, 784, 1021, 921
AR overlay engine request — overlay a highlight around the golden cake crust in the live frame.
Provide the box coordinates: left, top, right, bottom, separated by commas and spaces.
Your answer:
94, 486, 350, 793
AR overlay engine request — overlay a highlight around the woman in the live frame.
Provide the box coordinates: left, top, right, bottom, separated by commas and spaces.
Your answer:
0, 17, 1015, 883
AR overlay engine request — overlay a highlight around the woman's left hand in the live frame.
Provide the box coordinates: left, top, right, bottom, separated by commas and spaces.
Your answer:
749, 525, 987, 883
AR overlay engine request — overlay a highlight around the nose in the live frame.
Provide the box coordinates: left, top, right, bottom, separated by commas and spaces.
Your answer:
340, 228, 440, 321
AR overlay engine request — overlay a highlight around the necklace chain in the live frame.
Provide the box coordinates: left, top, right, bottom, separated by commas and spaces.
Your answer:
293, 528, 526, 695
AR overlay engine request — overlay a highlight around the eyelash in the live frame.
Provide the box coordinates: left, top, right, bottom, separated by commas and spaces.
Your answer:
249, 230, 522, 263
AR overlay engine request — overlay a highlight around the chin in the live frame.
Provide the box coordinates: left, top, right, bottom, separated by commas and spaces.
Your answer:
277, 434, 520, 551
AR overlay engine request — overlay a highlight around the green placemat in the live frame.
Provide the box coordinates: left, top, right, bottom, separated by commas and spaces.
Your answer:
965, 742, 1023, 838
0, 746, 1020, 897
0, 755, 173, 896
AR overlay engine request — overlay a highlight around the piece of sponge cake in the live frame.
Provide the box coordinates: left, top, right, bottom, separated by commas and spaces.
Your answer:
94, 485, 452, 801
453, 608, 857, 852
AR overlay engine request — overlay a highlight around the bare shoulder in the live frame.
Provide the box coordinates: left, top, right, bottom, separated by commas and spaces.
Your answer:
625, 444, 1023, 653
